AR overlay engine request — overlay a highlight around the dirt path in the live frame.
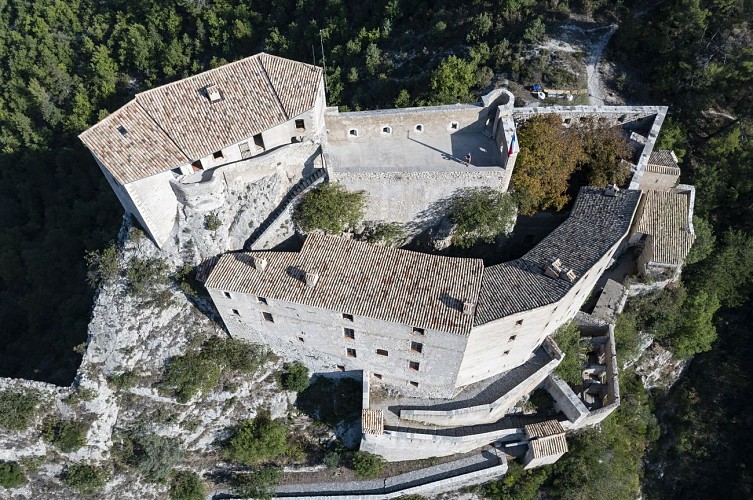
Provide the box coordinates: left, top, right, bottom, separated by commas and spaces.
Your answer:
585, 24, 617, 105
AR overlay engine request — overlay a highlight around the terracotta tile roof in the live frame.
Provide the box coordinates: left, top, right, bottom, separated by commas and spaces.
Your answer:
475, 187, 641, 324
648, 149, 679, 169
205, 234, 484, 335
524, 419, 565, 439
529, 433, 569, 458
362, 409, 384, 436
79, 53, 322, 185
79, 101, 189, 185
636, 190, 695, 265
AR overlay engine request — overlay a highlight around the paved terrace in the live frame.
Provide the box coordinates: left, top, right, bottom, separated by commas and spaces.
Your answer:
325, 131, 501, 171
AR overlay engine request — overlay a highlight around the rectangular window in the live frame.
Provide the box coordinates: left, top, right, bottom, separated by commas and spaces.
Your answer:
411, 342, 423, 353
347, 348, 357, 358
298, 337, 304, 342
223, 291, 232, 299
231, 309, 240, 316
253, 133, 265, 150
508, 335, 517, 342
374, 373, 383, 379
516, 319, 524, 326
409, 381, 419, 387
503, 350, 510, 356
342, 313, 354, 321
376, 349, 388, 356
412, 327, 425, 335
344, 328, 355, 339
409, 361, 420, 371
213, 150, 224, 159
295, 119, 305, 130
258, 296, 268, 305
336, 365, 345, 372
262, 312, 274, 323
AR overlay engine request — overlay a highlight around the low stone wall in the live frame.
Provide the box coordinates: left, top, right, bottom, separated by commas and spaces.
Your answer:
170, 172, 226, 212
544, 375, 590, 425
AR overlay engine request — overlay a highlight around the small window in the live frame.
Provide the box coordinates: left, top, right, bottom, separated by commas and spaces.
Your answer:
295, 119, 305, 130
374, 373, 383, 380
516, 319, 524, 326
503, 350, 510, 356
409, 381, 419, 387
348, 128, 358, 137
258, 296, 268, 305
508, 335, 517, 342
381, 126, 392, 135
262, 312, 274, 323
415, 124, 424, 132
411, 342, 423, 353
409, 361, 420, 371
347, 348, 357, 358
342, 313, 354, 321
298, 337, 305, 342
213, 150, 224, 159
337, 365, 346, 372
376, 349, 388, 356
223, 291, 232, 299
231, 309, 240, 316
450, 122, 459, 130
344, 328, 355, 339
412, 327, 425, 335
117, 125, 128, 136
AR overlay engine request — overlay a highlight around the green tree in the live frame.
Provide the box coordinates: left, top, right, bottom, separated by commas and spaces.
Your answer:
233, 467, 282, 500
42, 418, 89, 452
685, 216, 715, 265
450, 187, 516, 248
0, 462, 25, 489
552, 322, 583, 387
352, 451, 386, 479
169, 471, 205, 500
483, 461, 548, 499
293, 183, 366, 235
225, 412, 289, 465
672, 291, 720, 358
429, 55, 478, 105
62, 463, 109, 495
281, 362, 310, 392
84, 242, 120, 288
578, 122, 632, 186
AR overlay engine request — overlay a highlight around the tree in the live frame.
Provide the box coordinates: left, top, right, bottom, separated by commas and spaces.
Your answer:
84, 242, 120, 288
281, 362, 310, 392
685, 216, 715, 265
352, 451, 386, 478
293, 183, 366, 235
449, 187, 516, 248
429, 55, 478, 105
62, 463, 109, 495
552, 322, 583, 387
225, 412, 289, 465
672, 291, 720, 357
41, 418, 89, 452
0, 462, 25, 489
578, 121, 632, 186
233, 467, 282, 500
169, 471, 205, 500
512, 115, 585, 215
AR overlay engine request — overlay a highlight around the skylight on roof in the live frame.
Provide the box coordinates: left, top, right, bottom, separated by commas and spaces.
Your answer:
117, 125, 128, 136
204, 84, 222, 103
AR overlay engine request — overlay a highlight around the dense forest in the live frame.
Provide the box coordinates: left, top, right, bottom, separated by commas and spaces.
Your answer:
0, 0, 752, 498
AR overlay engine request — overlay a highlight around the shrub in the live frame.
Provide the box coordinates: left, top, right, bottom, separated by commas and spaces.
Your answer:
233, 466, 282, 500
0, 461, 25, 489
281, 362, 310, 392
352, 451, 386, 479
169, 471, 205, 500
204, 213, 222, 231
109, 371, 137, 390
293, 183, 366, 234
323, 451, 341, 469
62, 463, 109, 495
225, 411, 290, 465
126, 256, 169, 296
0, 390, 39, 431
552, 321, 584, 387
364, 222, 405, 246
450, 187, 516, 248
578, 121, 632, 186
122, 434, 185, 483
84, 241, 120, 288
42, 417, 89, 452
175, 264, 199, 297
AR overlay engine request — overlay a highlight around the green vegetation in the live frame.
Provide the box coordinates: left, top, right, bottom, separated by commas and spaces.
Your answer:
41, 417, 89, 452
363, 222, 405, 246
109, 371, 138, 391
62, 463, 109, 495
169, 471, 205, 500
578, 121, 632, 186
483, 461, 547, 500
232, 467, 282, 500
117, 433, 185, 483
352, 451, 386, 479
163, 337, 272, 403
323, 450, 342, 469
225, 411, 290, 465
204, 213, 222, 231
174, 264, 200, 298
126, 256, 170, 296
0, 390, 39, 431
296, 376, 362, 429
294, 183, 366, 235
0, 462, 25, 489
84, 242, 120, 288
450, 187, 516, 248
552, 322, 583, 387
281, 362, 310, 393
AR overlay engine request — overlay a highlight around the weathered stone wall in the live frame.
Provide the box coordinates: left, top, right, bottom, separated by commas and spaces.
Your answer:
124, 171, 179, 248
207, 288, 469, 398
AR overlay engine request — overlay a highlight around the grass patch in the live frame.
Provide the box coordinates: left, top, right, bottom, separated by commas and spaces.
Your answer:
0, 390, 39, 431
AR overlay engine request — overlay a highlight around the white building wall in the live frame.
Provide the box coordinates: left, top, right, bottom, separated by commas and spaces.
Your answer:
206, 287, 468, 397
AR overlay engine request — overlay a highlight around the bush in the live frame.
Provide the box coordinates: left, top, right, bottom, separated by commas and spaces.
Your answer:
483, 460, 548, 500
225, 411, 290, 465
293, 183, 366, 234
0, 461, 25, 489
126, 256, 169, 296
169, 471, 205, 500
450, 187, 516, 248
364, 222, 405, 246
175, 264, 200, 297
116, 433, 185, 483
84, 241, 120, 288
62, 463, 109, 495
281, 362, 310, 392
204, 213, 222, 231
0, 390, 39, 431
109, 371, 138, 390
42, 417, 89, 452
233, 466, 282, 500
323, 451, 341, 469
352, 451, 386, 479
552, 321, 583, 387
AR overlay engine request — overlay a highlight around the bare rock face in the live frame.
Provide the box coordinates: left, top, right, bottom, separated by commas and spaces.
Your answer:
634, 342, 687, 390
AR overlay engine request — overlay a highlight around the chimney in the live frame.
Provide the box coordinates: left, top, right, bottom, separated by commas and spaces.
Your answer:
604, 184, 620, 197
544, 258, 562, 279
463, 301, 476, 316
253, 257, 268, 271
560, 268, 577, 283
205, 84, 222, 103
305, 270, 319, 288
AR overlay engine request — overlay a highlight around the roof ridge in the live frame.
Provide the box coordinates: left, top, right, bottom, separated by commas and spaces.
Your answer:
133, 99, 193, 162
257, 53, 290, 121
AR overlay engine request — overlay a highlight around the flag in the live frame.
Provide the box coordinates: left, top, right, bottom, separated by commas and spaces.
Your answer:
508, 133, 517, 158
